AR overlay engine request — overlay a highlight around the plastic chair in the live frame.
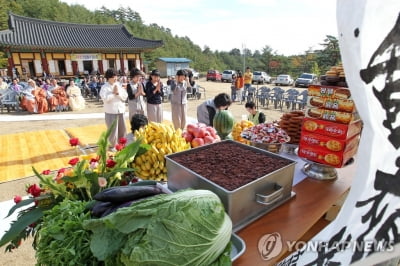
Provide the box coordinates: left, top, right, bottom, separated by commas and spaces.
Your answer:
283, 88, 299, 110
0, 89, 20, 113
270, 87, 285, 110
256, 86, 271, 107
246, 86, 257, 103
294, 89, 308, 110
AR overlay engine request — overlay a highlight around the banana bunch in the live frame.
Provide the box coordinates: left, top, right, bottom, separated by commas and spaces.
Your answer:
133, 122, 191, 181
232, 120, 254, 144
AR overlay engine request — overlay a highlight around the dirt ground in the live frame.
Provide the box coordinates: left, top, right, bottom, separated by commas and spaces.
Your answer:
0, 78, 301, 265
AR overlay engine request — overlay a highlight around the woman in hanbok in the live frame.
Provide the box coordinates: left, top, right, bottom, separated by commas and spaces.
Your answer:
49, 79, 69, 111
32, 81, 48, 113
66, 79, 85, 111
20, 79, 37, 113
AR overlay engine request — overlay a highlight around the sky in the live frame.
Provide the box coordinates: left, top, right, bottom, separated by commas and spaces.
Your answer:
60, 0, 338, 56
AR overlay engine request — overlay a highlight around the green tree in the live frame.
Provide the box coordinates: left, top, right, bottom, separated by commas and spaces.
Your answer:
316, 35, 341, 72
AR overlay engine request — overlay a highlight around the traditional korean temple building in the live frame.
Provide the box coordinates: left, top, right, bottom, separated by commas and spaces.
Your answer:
0, 12, 163, 79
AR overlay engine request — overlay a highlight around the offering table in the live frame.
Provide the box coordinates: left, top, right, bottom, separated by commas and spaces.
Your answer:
234, 157, 356, 265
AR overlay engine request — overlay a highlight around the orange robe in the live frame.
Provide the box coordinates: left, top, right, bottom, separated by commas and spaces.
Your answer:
21, 93, 36, 113
33, 87, 48, 114
52, 87, 69, 110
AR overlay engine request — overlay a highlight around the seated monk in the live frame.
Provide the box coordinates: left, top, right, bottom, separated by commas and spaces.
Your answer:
32, 83, 48, 114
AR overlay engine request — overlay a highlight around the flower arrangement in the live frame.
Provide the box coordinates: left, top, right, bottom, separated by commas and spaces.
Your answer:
0, 122, 150, 252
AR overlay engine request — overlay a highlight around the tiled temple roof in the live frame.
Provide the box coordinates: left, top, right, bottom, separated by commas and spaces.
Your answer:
0, 13, 163, 51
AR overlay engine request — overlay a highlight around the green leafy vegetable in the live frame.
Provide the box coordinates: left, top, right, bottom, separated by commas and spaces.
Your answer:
35, 200, 100, 265
83, 189, 232, 265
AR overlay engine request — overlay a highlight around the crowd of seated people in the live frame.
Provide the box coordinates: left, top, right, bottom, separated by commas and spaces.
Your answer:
0, 72, 145, 114
0, 76, 88, 114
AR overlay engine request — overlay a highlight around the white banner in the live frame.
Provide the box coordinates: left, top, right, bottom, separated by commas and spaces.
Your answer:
70, 53, 101, 61
279, 1, 400, 265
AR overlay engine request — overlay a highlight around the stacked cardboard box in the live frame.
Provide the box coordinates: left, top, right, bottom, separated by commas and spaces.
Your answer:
298, 84, 362, 167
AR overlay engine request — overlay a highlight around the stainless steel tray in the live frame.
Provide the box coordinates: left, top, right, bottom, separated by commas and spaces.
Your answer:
166, 140, 297, 232
231, 233, 246, 261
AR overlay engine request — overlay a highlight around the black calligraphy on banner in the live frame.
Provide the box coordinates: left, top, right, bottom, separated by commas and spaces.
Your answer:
360, 14, 400, 149
278, 12, 400, 266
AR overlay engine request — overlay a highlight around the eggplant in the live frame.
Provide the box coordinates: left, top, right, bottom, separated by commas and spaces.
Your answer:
100, 194, 159, 217
129, 180, 157, 186
93, 185, 163, 203
100, 201, 133, 217
91, 201, 113, 217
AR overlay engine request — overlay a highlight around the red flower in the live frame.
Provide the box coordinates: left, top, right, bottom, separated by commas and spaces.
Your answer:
68, 157, 80, 166
26, 184, 42, 197
13, 195, 22, 204
106, 159, 117, 168
115, 143, 124, 151
55, 168, 66, 183
90, 157, 99, 163
118, 137, 127, 145
41, 169, 51, 175
69, 138, 79, 146
57, 168, 66, 175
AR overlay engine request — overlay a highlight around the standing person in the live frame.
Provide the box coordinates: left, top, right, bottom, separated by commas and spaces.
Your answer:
235, 71, 244, 104
100, 68, 128, 151
197, 93, 232, 126
245, 101, 266, 125
243, 67, 253, 102
144, 69, 164, 123
126, 68, 146, 121
230, 73, 237, 102
170, 69, 188, 130
66, 79, 85, 111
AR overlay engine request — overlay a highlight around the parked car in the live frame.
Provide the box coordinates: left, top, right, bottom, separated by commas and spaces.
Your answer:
206, 70, 222, 81
294, 73, 317, 88
275, 74, 294, 86
221, 70, 237, 83
252, 71, 271, 84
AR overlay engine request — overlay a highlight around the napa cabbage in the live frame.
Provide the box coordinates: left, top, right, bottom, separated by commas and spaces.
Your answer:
83, 189, 232, 265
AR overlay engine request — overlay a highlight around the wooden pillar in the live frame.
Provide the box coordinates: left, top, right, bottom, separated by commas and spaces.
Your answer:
120, 53, 124, 75
40, 50, 49, 74
98, 60, 103, 74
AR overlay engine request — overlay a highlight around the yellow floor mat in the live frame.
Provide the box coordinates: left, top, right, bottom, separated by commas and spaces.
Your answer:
65, 124, 108, 147
0, 130, 84, 183
65, 121, 132, 147
0, 120, 174, 183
